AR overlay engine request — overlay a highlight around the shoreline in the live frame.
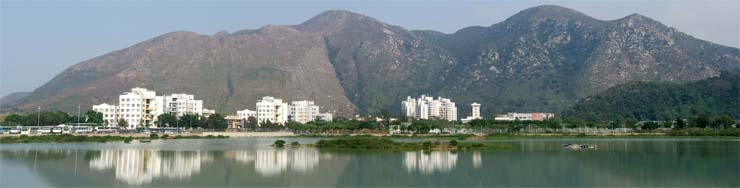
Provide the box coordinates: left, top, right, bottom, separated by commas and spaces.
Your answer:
1, 131, 737, 144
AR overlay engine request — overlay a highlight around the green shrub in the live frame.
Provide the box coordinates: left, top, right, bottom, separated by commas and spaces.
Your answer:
149, 134, 159, 139
422, 141, 433, 148
161, 134, 169, 139
274, 139, 286, 147
291, 141, 300, 147
123, 137, 133, 143
449, 140, 458, 146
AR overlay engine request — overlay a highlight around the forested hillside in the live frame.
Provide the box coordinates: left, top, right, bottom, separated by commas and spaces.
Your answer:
562, 72, 739, 121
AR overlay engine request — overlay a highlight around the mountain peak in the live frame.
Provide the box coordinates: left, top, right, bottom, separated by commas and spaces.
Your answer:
505, 4, 598, 23
295, 10, 383, 33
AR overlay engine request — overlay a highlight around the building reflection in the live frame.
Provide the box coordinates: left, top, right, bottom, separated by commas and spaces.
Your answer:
403, 151, 458, 174
472, 151, 482, 169
226, 149, 322, 177
89, 149, 212, 185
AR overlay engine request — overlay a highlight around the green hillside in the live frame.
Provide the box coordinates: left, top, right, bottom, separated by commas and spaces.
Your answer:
562, 72, 739, 121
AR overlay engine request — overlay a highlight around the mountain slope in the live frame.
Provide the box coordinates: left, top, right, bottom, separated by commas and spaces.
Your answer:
4, 5, 739, 117
416, 5, 740, 115
0, 92, 30, 106
561, 72, 739, 121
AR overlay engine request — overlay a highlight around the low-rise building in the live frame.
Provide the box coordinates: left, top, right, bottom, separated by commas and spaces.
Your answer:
236, 109, 256, 120
202, 109, 216, 117
317, 113, 333, 122
494, 112, 554, 121
225, 115, 244, 130
92, 103, 119, 126
461, 103, 482, 123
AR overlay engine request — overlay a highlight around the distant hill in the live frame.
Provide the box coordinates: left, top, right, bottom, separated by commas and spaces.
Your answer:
561, 72, 739, 121
0, 92, 30, 106
4, 5, 739, 117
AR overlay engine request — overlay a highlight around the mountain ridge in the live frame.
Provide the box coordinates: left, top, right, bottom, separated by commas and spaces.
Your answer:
4, 5, 739, 118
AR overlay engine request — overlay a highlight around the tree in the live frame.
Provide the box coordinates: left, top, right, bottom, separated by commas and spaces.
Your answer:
3, 114, 28, 126
274, 139, 286, 147
675, 118, 686, 129
156, 114, 177, 127
85, 110, 104, 125
544, 118, 562, 129
117, 119, 128, 128
642, 122, 660, 130
246, 116, 258, 130
180, 114, 200, 128
260, 120, 274, 130
691, 114, 712, 128
711, 115, 735, 129
206, 114, 228, 130
610, 119, 623, 129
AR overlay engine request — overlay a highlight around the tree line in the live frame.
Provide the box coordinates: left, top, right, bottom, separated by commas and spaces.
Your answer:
2, 110, 103, 126
153, 113, 227, 130
0, 110, 228, 130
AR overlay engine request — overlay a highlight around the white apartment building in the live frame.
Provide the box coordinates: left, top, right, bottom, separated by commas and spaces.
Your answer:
163, 94, 203, 117
256, 96, 289, 125
461, 103, 482, 123
438, 98, 457, 121
117, 88, 163, 129
92, 103, 119, 126
401, 97, 417, 117
288, 100, 320, 124
236, 109, 256, 120
92, 88, 207, 129
402, 95, 458, 121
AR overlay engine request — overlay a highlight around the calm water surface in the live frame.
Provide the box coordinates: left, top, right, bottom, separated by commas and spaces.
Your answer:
1, 138, 738, 187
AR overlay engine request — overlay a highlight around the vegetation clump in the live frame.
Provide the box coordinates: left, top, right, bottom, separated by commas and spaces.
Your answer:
291, 141, 300, 147
667, 128, 740, 137
274, 139, 286, 147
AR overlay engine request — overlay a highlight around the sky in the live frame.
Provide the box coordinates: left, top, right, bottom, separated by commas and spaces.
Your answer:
1, 0, 739, 97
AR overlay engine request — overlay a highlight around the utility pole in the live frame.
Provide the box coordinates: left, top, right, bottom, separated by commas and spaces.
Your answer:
77, 104, 81, 127
37, 106, 40, 126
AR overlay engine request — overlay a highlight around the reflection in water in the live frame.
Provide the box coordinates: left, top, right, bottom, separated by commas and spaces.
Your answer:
472, 151, 482, 169
89, 150, 212, 185
227, 149, 323, 177
404, 151, 458, 174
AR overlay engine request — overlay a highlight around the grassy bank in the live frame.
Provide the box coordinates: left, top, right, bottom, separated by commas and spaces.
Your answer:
0, 134, 229, 144
312, 138, 514, 151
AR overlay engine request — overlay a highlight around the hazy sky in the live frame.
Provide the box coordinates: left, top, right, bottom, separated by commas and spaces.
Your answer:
2, 0, 739, 97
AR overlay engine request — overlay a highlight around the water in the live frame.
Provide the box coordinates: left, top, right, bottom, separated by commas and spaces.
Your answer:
1, 138, 738, 187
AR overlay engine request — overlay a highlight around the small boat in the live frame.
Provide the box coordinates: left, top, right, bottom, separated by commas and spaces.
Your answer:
138, 139, 151, 143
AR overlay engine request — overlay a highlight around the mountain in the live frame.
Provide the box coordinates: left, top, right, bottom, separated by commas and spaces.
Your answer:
0, 92, 30, 106
561, 72, 739, 121
416, 5, 740, 114
4, 5, 739, 117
